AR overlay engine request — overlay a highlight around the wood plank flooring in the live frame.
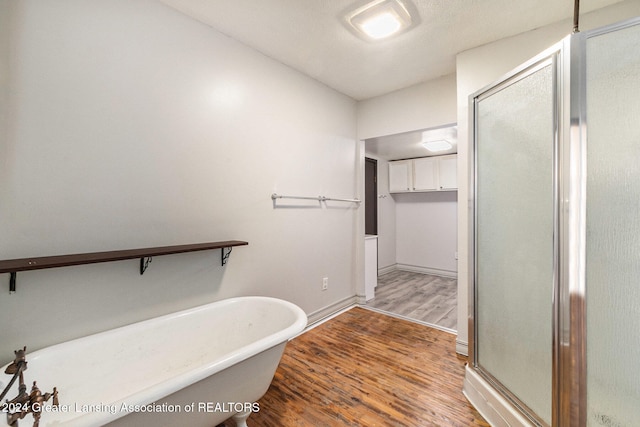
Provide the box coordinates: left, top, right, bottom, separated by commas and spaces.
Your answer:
231, 307, 488, 427
367, 271, 458, 331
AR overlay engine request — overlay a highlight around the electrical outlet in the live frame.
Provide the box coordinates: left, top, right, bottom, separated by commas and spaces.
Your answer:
322, 277, 328, 291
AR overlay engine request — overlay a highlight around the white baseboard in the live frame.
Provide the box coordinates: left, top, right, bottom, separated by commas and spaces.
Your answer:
305, 295, 358, 328
463, 366, 535, 427
377, 264, 397, 276
356, 294, 368, 305
396, 263, 457, 279
378, 264, 457, 279
456, 339, 468, 356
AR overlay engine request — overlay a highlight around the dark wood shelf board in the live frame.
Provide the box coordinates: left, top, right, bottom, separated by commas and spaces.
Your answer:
0, 240, 248, 274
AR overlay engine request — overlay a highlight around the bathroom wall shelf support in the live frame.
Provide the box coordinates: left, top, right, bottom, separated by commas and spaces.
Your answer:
140, 257, 153, 275
0, 240, 249, 294
221, 247, 233, 266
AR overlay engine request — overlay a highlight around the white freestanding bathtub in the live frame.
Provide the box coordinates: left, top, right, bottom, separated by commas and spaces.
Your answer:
0, 296, 307, 427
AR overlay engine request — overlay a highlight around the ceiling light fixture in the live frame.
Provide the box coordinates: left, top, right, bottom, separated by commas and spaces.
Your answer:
422, 140, 453, 152
347, 0, 413, 41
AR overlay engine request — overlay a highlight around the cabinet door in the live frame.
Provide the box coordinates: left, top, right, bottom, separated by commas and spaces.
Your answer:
413, 157, 437, 191
389, 161, 411, 192
438, 156, 457, 190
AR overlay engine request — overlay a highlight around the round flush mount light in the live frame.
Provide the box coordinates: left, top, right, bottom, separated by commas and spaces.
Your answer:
346, 0, 414, 41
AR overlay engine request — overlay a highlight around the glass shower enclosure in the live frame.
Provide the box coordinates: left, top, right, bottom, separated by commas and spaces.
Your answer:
468, 17, 640, 427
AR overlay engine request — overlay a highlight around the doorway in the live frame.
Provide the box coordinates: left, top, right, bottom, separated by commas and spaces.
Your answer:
364, 157, 377, 236
363, 125, 459, 333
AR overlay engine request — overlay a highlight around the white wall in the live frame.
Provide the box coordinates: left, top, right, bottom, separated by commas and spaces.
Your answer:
0, 0, 358, 364
0, 0, 8, 171
395, 192, 457, 276
455, 0, 640, 353
357, 74, 457, 140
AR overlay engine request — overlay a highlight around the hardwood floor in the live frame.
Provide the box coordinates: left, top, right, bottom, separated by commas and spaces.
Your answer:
367, 270, 458, 331
230, 307, 488, 427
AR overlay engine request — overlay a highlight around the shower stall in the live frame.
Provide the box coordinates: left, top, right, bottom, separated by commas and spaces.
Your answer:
465, 17, 640, 427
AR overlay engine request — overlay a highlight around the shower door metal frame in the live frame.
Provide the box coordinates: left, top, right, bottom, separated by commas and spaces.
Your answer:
557, 32, 586, 427
549, 18, 640, 427
469, 40, 567, 427
561, 16, 640, 427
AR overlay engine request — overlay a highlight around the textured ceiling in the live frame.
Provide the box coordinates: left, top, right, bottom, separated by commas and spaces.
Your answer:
160, 0, 624, 101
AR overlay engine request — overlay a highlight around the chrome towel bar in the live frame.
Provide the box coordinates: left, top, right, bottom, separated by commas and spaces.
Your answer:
271, 193, 361, 204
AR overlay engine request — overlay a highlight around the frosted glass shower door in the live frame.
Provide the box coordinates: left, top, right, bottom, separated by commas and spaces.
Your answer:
585, 20, 640, 427
474, 58, 555, 425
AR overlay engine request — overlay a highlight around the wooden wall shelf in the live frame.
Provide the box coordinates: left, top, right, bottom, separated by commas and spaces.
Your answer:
0, 240, 248, 293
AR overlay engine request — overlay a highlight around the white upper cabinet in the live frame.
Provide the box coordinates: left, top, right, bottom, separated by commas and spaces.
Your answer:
413, 157, 438, 191
388, 154, 457, 193
389, 160, 412, 192
438, 156, 457, 190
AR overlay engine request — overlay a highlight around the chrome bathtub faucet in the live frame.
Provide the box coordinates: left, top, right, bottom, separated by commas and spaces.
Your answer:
1, 347, 59, 427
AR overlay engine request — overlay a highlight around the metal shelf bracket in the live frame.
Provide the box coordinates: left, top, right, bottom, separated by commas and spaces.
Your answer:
140, 257, 153, 275
221, 247, 233, 266
9, 272, 16, 294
